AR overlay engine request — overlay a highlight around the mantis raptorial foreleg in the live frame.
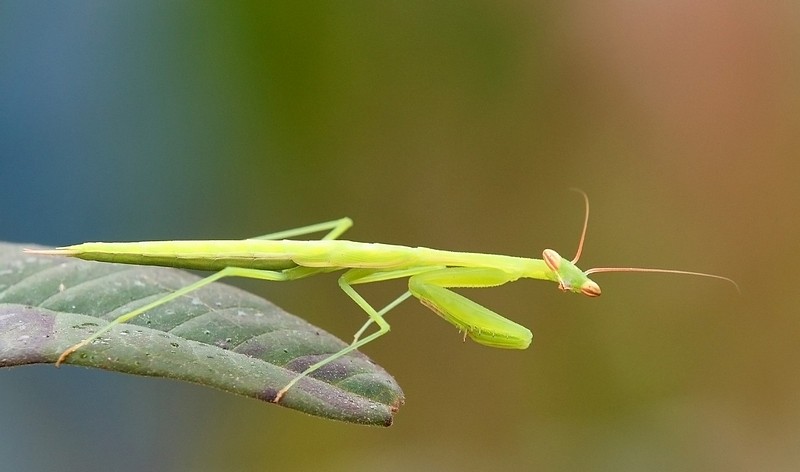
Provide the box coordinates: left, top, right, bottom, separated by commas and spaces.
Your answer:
408, 268, 533, 349
336, 266, 534, 350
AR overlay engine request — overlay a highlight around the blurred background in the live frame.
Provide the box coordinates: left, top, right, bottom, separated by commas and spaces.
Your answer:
1, 2, 798, 471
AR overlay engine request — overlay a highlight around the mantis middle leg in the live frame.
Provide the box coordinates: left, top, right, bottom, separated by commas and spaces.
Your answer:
273, 266, 440, 401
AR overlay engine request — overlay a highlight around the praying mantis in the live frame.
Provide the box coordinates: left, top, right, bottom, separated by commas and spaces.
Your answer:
25, 192, 737, 402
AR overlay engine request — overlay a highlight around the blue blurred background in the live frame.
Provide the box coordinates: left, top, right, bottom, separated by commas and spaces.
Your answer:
2, 2, 798, 471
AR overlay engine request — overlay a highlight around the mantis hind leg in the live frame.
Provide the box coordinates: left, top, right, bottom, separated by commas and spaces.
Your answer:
55, 265, 329, 366
408, 268, 533, 349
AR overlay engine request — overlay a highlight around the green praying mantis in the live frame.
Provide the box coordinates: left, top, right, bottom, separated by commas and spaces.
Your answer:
25, 192, 737, 402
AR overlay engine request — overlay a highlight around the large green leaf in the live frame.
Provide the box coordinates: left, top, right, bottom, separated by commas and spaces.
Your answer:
0, 242, 403, 426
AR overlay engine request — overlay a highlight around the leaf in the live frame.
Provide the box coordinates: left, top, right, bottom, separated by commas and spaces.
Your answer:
0, 242, 403, 426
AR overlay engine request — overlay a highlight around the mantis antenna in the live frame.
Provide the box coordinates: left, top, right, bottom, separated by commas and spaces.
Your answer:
569, 189, 739, 292
569, 188, 591, 264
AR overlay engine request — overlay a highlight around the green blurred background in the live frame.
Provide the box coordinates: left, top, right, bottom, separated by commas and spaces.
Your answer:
2, 2, 798, 471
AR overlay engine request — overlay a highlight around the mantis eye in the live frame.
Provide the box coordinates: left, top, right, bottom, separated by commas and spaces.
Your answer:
580, 280, 601, 297
542, 249, 562, 272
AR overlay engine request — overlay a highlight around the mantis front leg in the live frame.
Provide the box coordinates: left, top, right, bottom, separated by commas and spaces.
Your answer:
409, 268, 533, 349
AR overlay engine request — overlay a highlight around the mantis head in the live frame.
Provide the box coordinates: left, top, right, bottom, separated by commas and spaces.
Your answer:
542, 190, 738, 297
543, 248, 601, 297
